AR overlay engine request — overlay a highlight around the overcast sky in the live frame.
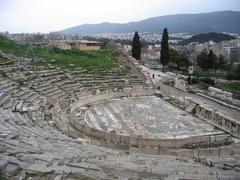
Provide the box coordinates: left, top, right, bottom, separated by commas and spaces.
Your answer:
0, 0, 240, 33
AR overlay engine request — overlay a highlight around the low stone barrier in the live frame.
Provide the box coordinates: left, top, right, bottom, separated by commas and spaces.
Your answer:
70, 89, 153, 113
70, 116, 231, 148
69, 92, 232, 149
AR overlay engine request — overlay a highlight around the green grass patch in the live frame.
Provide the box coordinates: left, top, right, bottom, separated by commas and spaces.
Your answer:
0, 175, 8, 180
0, 70, 7, 77
35, 49, 119, 70
0, 36, 28, 57
217, 82, 240, 93
23, 171, 55, 180
0, 36, 120, 71
194, 71, 225, 78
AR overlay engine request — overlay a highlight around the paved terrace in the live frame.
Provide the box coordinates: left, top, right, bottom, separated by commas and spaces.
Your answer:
74, 96, 224, 139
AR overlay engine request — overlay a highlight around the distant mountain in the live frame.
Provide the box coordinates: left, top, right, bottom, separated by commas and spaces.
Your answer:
180, 32, 237, 45
59, 11, 240, 35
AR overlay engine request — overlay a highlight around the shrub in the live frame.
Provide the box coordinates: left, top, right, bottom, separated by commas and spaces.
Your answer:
200, 78, 215, 86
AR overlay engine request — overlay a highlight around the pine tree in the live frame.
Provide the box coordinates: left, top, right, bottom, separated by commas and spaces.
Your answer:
132, 31, 141, 60
160, 28, 169, 72
169, 48, 191, 70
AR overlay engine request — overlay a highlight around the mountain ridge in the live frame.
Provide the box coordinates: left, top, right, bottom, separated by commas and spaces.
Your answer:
59, 11, 240, 35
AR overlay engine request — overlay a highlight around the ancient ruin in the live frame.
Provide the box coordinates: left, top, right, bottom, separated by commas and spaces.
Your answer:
0, 48, 240, 179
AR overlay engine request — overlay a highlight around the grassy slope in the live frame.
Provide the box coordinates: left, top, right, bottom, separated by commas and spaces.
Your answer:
218, 82, 240, 93
35, 48, 119, 70
0, 36, 119, 70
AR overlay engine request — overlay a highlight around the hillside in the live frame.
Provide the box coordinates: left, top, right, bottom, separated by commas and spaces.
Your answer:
179, 32, 237, 45
59, 11, 240, 35
0, 36, 120, 70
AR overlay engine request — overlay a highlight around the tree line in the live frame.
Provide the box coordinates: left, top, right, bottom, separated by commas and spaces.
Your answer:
132, 29, 236, 73
196, 49, 225, 71
132, 29, 190, 72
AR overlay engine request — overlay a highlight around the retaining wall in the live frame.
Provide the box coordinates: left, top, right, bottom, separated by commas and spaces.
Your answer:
194, 104, 240, 138
180, 98, 240, 138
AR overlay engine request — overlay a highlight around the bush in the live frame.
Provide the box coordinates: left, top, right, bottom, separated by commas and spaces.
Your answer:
226, 71, 240, 80
200, 78, 215, 86
0, 70, 7, 77
187, 77, 215, 86
226, 64, 240, 80
187, 76, 199, 84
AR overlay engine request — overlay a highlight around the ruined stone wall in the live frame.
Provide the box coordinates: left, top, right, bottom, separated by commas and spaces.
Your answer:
179, 98, 240, 138
194, 105, 240, 138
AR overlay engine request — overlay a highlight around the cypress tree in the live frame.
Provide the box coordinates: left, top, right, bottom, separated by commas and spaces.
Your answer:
218, 55, 225, 70
196, 49, 209, 70
160, 28, 169, 72
132, 31, 141, 60
208, 49, 217, 71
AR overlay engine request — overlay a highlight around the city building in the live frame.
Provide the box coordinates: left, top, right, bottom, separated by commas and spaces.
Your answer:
74, 40, 101, 51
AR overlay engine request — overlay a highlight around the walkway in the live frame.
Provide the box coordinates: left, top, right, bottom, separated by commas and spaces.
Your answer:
142, 66, 240, 121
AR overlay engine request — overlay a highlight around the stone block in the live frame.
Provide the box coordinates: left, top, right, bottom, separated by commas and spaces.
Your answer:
215, 134, 229, 142
21, 106, 29, 112
104, 132, 111, 141
111, 134, 120, 143
133, 147, 158, 155
74, 122, 84, 132
130, 137, 138, 146
208, 87, 223, 94
0, 160, 7, 173
91, 128, 99, 138
223, 91, 233, 98
0, 145, 7, 153
97, 131, 105, 139
68, 130, 83, 139
91, 129, 104, 139
198, 148, 219, 157
210, 135, 216, 143
5, 163, 21, 176
208, 92, 216, 97
233, 99, 240, 106
82, 126, 91, 136
219, 148, 232, 156
120, 135, 130, 145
